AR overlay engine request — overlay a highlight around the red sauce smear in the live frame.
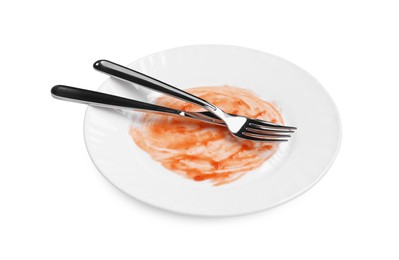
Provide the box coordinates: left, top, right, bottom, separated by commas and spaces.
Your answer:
130, 86, 284, 186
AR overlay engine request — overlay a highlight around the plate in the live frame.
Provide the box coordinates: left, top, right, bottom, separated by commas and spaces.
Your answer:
84, 45, 341, 216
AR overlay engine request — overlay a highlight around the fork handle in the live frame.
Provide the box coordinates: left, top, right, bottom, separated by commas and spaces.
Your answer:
93, 60, 218, 112
51, 85, 182, 115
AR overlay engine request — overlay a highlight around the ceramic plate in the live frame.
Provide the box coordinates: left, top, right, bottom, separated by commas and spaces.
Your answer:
84, 45, 341, 216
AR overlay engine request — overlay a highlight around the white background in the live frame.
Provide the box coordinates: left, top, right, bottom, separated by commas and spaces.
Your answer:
1, 0, 398, 259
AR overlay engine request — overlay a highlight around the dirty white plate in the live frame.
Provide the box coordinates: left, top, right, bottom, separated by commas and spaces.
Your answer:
84, 45, 341, 217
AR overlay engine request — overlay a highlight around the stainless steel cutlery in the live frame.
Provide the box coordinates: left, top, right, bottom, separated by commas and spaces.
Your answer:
51, 60, 296, 142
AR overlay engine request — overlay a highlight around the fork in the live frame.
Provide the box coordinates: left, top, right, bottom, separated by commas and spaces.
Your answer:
93, 60, 296, 142
51, 85, 292, 141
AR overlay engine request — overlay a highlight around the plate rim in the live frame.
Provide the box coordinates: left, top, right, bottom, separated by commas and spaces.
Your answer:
83, 44, 342, 217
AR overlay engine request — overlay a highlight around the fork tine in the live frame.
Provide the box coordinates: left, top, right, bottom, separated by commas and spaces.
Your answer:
249, 120, 297, 130
239, 132, 288, 142
249, 121, 297, 131
247, 125, 295, 133
245, 127, 291, 137
248, 123, 295, 133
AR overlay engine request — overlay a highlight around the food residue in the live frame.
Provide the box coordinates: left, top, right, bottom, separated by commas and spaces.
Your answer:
130, 85, 284, 186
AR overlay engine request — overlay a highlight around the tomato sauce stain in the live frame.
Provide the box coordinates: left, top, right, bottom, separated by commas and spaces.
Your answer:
130, 86, 284, 186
